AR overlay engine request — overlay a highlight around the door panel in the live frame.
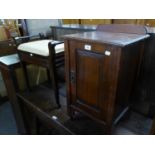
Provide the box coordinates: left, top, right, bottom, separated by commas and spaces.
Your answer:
75, 49, 105, 116
76, 50, 104, 109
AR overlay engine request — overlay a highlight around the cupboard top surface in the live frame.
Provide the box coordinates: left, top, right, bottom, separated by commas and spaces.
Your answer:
64, 31, 149, 47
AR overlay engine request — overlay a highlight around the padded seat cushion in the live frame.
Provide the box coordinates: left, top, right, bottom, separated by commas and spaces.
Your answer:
17, 40, 64, 56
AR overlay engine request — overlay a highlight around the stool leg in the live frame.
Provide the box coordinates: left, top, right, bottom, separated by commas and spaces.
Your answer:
49, 67, 61, 108
21, 62, 31, 91
46, 69, 51, 84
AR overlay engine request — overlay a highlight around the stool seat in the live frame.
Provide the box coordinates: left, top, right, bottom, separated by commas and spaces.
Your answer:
18, 40, 64, 56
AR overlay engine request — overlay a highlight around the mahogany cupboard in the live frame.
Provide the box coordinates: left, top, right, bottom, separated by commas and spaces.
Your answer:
64, 31, 149, 133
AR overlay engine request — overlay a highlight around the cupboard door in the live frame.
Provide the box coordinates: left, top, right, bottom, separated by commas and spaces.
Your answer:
72, 49, 106, 119
68, 40, 121, 122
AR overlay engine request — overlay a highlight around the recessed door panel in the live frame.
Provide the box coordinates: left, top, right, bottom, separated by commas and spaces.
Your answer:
75, 49, 104, 112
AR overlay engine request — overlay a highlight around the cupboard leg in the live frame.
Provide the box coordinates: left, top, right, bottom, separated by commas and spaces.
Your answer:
68, 107, 75, 120
105, 124, 112, 135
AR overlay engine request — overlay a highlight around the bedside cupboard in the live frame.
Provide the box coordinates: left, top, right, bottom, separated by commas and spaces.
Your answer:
64, 29, 149, 134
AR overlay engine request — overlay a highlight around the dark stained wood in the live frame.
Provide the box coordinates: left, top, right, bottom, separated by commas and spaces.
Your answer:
47, 41, 64, 108
0, 54, 26, 134
75, 50, 105, 119
115, 41, 145, 118
96, 26, 155, 117
64, 26, 149, 134
64, 31, 149, 47
132, 32, 155, 117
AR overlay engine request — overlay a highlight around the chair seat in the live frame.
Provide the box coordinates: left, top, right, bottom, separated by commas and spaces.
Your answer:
18, 40, 64, 56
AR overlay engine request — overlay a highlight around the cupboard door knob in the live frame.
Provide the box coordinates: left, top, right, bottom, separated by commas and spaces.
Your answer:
84, 44, 91, 50
105, 50, 111, 56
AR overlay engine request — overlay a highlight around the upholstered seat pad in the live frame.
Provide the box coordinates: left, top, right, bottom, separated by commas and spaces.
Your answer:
17, 40, 64, 56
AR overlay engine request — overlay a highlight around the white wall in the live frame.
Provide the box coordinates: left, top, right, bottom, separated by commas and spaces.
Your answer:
26, 19, 60, 36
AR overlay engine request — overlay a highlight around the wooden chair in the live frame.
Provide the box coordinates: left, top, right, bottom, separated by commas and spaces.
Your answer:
14, 34, 65, 108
